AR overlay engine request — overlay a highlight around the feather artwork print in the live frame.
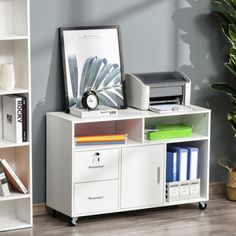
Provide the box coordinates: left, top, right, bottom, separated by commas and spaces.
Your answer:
68, 55, 124, 108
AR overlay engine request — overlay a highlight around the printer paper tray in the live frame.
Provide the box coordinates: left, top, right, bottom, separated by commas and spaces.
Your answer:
149, 104, 192, 114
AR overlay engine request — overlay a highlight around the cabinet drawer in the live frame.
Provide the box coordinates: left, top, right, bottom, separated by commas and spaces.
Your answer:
74, 180, 118, 215
74, 149, 119, 182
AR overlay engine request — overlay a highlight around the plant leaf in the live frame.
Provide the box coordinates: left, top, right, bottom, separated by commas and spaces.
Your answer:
68, 55, 78, 98
228, 0, 236, 10
213, 0, 236, 24
93, 63, 114, 90
227, 111, 236, 135
230, 48, 236, 65
99, 65, 120, 88
225, 62, 236, 77
80, 57, 96, 96
87, 58, 107, 91
229, 24, 236, 45
221, 24, 235, 46
211, 82, 236, 96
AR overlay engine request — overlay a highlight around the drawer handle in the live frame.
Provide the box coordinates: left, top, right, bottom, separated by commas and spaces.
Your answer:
88, 165, 105, 169
88, 196, 104, 200
157, 166, 160, 184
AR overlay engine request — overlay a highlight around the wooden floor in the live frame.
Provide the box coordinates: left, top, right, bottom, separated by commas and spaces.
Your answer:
1, 191, 236, 236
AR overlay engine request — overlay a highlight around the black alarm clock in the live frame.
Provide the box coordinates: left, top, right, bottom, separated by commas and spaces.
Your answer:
81, 90, 99, 110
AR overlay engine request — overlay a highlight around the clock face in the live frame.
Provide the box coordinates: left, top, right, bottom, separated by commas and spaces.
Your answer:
86, 94, 99, 109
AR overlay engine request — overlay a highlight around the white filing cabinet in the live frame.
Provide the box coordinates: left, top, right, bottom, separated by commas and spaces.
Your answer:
46, 105, 210, 225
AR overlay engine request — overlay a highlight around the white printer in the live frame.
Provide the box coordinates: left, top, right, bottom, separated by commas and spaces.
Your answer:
125, 71, 191, 110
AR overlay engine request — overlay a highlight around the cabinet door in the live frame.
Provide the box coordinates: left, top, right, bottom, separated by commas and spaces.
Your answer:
121, 144, 164, 209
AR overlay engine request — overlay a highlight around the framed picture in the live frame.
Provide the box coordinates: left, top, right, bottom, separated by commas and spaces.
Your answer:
60, 25, 127, 111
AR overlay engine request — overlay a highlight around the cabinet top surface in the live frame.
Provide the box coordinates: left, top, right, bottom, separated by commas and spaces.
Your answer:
47, 105, 210, 123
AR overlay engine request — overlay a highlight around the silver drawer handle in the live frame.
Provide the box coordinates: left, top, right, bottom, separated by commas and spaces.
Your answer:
157, 166, 160, 184
88, 165, 105, 169
88, 196, 104, 200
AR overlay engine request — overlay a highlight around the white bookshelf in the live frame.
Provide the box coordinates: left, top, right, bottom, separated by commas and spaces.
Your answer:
0, 34, 28, 41
0, 0, 32, 232
46, 106, 210, 225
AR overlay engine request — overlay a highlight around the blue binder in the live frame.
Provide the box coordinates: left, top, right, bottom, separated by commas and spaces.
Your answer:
168, 146, 188, 181
185, 147, 199, 180
166, 151, 178, 182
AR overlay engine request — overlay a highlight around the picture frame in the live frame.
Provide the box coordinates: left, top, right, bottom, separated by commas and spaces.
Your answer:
60, 25, 127, 112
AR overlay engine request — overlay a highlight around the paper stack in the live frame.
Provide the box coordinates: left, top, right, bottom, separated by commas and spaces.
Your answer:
75, 133, 127, 146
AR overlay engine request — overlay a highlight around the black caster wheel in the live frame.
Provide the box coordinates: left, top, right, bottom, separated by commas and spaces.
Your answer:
68, 217, 78, 226
198, 202, 207, 210
52, 209, 57, 218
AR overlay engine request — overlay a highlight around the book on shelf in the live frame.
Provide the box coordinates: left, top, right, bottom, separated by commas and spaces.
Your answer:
2, 95, 27, 143
0, 162, 10, 197
70, 105, 118, 118
21, 96, 27, 142
0, 159, 27, 194
75, 133, 127, 146
75, 141, 126, 146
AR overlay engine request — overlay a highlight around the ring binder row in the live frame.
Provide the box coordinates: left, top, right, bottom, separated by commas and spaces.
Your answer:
165, 179, 200, 202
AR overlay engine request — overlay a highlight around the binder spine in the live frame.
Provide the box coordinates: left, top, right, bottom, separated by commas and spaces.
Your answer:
22, 97, 27, 142
15, 97, 23, 143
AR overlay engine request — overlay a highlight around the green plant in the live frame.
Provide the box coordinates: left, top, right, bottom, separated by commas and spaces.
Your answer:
211, 0, 236, 135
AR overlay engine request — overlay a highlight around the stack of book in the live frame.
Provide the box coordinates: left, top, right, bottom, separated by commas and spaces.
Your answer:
75, 133, 128, 146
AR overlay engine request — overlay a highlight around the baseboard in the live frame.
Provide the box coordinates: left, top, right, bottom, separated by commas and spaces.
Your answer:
33, 182, 226, 216
33, 203, 51, 216
209, 181, 226, 198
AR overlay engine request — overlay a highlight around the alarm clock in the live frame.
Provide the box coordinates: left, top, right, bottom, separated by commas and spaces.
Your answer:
81, 90, 99, 110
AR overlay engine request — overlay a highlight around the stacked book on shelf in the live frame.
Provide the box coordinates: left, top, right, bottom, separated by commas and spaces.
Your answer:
0, 159, 27, 196
2, 95, 27, 143
75, 133, 128, 146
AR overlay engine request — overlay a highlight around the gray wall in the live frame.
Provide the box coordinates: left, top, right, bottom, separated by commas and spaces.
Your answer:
31, 0, 234, 203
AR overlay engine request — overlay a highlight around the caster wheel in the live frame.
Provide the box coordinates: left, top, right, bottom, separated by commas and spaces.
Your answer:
52, 209, 57, 218
199, 202, 207, 210
68, 217, 78, 226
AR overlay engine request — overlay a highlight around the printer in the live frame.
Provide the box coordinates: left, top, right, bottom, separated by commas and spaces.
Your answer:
125, 71, 191, 110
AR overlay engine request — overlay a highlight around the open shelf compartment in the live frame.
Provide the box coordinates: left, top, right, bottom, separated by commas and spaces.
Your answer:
0, 0, 28, 37
164, 140, 209, 203
0, 198, 31, 231
0, 40, 29, 90
145, 112, 210, 142
0, 146, 30, 195
74, 118, 143, 148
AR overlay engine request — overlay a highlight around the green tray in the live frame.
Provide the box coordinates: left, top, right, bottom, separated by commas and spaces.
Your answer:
146, 123, 192, 140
